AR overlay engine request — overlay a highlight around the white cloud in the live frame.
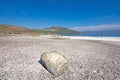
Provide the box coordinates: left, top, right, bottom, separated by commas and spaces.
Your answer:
71, 24, 120, 31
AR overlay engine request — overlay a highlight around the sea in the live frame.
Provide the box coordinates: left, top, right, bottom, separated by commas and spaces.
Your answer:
59, 33, 120, 37
59, 31, 120, 37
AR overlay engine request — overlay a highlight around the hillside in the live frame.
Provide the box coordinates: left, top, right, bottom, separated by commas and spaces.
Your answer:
0, 24, 30, 32
0, 24, 39, 35
42, 26, 82, 34
0, 24, 81, 35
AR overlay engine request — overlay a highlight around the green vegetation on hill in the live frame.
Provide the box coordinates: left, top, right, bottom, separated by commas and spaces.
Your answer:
41, 26, 82, 34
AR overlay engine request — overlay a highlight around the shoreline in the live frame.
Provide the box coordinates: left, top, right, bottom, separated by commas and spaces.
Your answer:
50, 35, 120, 42
0, 35, 120, 42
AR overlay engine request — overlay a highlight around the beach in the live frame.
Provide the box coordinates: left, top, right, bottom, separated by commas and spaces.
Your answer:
0, 35, 120, 80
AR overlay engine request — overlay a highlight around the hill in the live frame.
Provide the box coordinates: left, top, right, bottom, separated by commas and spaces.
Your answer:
0, 24, 39, 35
0, 24, 81, 35
42, 26, 82, 34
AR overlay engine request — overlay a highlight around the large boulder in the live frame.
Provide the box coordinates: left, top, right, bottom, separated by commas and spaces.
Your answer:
40, 51, 68, 77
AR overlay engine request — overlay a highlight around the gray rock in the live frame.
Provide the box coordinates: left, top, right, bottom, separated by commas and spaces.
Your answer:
40, 51, 68, 77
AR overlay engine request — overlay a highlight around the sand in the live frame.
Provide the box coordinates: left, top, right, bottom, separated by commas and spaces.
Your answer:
0, 35, 120, 80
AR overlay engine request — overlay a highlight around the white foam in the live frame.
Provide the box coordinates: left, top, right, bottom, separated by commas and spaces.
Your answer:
53, 36, 120, 42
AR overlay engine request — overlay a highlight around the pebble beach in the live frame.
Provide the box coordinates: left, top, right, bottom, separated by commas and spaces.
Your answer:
0, 35, 120, 80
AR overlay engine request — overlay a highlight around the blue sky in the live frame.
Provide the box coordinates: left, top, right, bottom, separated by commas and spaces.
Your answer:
0, 0, 120, 31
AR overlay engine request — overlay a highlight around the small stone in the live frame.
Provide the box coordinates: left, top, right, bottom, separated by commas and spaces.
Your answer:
93, 70, 97, 73
40, 51, 68, 77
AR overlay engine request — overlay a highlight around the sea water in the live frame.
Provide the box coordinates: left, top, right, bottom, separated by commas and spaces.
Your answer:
58, 32, 120, 37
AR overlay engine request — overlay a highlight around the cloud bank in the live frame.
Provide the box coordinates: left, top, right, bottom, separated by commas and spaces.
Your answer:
71, 24, 120, 32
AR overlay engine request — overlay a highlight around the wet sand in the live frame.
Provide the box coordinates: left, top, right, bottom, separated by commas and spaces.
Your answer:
0, 36, 120, 80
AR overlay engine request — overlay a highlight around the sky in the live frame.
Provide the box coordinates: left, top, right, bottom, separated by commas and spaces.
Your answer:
0, 0, 120, 31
